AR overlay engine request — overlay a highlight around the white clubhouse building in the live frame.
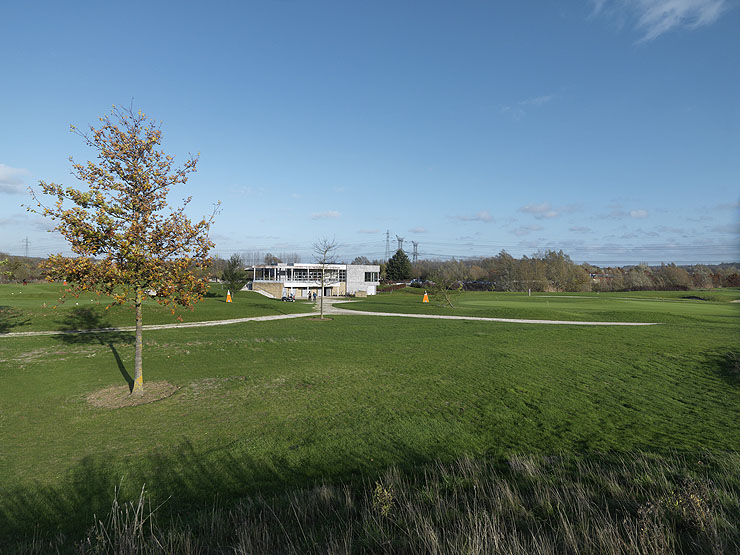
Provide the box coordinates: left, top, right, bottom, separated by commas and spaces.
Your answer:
250, 263, 380, 299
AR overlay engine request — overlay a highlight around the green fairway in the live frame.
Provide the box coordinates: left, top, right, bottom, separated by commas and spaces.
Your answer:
1, 285, 739, 544
340, 287, 740, 324
0, 283, 312, 334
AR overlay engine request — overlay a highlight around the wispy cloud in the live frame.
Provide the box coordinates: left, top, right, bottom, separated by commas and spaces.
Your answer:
711, 223, 740, 234
599, 203, 649, 220
311, 210, 340, 220
500, 94, 555, 119
511, 225, 543, 236
520, 95, 553, 106
570, 225, 592, 232
0, 164, 30, 194
409, 226, 427, 233
715, 201, 740, 210
452, 210, 493, 223
358, 228, 380, 234
0, 212, 52, 232
229, 185, 263, 196
519, 202, 560, 219
593, 0, 729, 42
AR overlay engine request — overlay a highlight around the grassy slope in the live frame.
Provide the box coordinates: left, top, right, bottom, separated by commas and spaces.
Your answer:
0, 286, 739, 541
0, 283, 312, 333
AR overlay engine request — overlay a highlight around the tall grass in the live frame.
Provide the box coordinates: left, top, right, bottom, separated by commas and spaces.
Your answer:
8, 452, 740, 554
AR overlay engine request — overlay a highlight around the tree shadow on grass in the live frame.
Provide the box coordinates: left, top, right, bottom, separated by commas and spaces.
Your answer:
0, 436, 438, 549
0, 305, 31, 334
55, 307, 135, 390
704, 350, 740, 387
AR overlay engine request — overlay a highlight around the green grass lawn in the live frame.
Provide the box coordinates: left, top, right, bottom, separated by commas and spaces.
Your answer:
340, 287, 740, 324
1, 285, 738, 544
0, 282, 312, 333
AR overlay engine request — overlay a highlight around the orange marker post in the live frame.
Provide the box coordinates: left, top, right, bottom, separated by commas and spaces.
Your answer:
422, 291, 429, 303
226, 290, 232, 303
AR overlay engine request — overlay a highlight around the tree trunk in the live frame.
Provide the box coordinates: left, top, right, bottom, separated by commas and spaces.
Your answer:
132, 288, 144, 394
320, 267, 325, 319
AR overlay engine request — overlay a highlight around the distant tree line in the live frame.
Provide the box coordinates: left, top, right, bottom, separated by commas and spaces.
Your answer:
9, 248, 737, 293
405, 250, 739, 293
0, 253, 46, 283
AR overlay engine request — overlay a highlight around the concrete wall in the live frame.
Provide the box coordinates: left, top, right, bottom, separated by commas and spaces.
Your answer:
252, 282, 283, 299
346, 264, 380, 295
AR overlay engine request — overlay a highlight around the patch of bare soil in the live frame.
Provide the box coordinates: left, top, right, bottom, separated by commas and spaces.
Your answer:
87, 381, 178, 408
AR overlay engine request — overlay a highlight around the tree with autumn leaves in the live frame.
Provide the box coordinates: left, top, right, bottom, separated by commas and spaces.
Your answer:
29, 106, 218, 394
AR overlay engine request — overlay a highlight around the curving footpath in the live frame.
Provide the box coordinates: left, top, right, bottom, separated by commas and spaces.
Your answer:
0, 298, 660, 338
319, 298, 660, 326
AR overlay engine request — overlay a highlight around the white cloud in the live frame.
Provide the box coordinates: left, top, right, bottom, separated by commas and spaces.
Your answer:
229, 185, 263, 196
511, 225, 543, 236
0, 164, 30, 194
593, 0, 729, 42
520, 95, 554, 106
658, 225, 683, 233
409, 226, 427, 233
711, 223, 740, 234
358, 229, 380, 234
569, 225, 592, 232
715, 201, 740, 210
453, 210, 493, 222
311, 210, 340, 220
500, 94, 555, 119
519, 202, 559, 219
630, 209, 649, 218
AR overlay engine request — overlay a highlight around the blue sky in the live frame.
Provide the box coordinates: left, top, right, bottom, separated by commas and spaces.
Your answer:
1, 0, 738, 265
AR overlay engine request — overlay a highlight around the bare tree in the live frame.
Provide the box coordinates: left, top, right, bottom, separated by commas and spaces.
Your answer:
312, 237, 338, 319
431, 259, 468, 308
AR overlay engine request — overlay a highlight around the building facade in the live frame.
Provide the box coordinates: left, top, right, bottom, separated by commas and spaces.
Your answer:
250, 263, 380, 298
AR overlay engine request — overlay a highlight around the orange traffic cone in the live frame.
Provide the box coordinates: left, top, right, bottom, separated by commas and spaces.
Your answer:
226, 290, 232, 303
422, 291, 429, 303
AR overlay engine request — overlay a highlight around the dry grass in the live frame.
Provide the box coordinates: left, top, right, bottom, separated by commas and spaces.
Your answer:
86, 381, 178, 409
10, 452, 739, 554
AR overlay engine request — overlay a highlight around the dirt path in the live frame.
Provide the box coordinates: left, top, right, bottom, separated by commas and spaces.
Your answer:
0, 298, 660, 338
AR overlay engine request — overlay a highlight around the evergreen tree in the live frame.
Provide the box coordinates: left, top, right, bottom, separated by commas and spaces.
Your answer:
386, 249, 412, 281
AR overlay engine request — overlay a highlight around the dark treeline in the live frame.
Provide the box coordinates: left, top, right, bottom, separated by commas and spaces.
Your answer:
408, 250, 740, 293
3, 250, 739, 292
0, 253, 46, 283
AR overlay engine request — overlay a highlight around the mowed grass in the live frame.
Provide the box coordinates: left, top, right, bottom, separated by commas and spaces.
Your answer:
341, 287, 740, 324
0, 282, 312, 333
0, 285, 739, 543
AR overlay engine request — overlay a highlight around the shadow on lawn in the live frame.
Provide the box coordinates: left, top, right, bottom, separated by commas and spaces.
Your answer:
706, 350, 740, 387
55, 307, 135, 390
0, 436, 438, 547
0, 306, 30, 334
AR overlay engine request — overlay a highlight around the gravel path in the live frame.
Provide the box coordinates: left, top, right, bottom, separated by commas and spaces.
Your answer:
0, 298, 660, 338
